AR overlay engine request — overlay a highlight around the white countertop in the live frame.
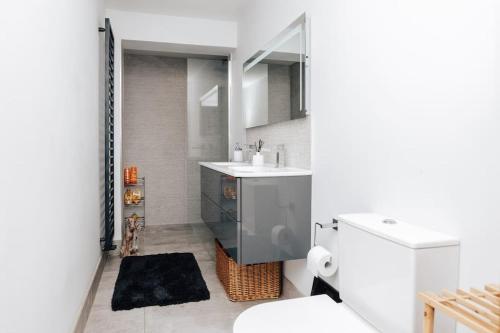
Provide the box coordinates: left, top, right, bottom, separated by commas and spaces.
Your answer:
199, 162, 312, 178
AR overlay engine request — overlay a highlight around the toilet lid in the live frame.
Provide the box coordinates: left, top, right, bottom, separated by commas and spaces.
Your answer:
233, 295, 379, 333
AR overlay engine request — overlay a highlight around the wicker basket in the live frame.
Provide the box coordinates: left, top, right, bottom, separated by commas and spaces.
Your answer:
215, 239, 282, 302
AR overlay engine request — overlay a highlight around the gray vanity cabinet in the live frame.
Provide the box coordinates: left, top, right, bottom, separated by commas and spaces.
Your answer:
200, 165, 311, 265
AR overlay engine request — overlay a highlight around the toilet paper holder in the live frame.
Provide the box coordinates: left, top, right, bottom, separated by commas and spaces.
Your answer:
313, 219, 338, 246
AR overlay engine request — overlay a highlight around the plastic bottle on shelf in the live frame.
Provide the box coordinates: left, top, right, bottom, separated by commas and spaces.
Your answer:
124, 168, 131, 185
130, 166, 138, 184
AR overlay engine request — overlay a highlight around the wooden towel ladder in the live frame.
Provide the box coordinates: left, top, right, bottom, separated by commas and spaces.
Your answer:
418, 283, 500, 333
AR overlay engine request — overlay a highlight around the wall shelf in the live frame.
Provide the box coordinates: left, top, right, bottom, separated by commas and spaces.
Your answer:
121, 176, 146, 256
125, 177, 145, 187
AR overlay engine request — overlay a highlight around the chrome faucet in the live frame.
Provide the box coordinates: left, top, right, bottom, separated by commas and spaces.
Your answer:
275, 144, 285, 168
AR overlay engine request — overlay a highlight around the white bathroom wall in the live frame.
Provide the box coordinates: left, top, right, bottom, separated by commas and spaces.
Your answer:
232, 0, 500, 308
0, 1, 104, 333
105, 9, 237, 48
104, 9, 237, 240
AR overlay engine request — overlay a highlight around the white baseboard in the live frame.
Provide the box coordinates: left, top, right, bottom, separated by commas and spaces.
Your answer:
73, 254, 106, 333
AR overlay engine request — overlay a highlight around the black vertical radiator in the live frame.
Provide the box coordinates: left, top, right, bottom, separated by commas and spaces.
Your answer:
101, 18, 116, 251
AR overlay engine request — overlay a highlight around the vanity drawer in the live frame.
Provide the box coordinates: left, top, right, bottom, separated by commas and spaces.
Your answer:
200, 166, 238, 220
240, 176, 311, 264
201, 193, 239, 261
200, 166, 220, 203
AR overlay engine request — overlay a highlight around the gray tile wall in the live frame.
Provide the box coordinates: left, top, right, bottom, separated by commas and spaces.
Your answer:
186, 59, 228, 224
123, 55, 228, 226
123, 54, 188, 225
289, 62, 303, 120
268, 64, 291, 124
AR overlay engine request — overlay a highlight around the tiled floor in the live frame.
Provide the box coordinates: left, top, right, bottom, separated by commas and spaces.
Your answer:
84, 223, 303, 333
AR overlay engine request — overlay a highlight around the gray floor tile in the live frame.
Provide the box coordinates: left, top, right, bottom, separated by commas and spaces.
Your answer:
84, 223, 303, 333
84, 305, 144, 333
103, 255, 123, 273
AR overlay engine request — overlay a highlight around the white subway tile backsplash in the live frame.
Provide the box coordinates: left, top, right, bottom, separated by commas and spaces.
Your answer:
246, 116, 311, 169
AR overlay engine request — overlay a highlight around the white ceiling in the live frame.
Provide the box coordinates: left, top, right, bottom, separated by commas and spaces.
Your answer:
104, 0, 246, 21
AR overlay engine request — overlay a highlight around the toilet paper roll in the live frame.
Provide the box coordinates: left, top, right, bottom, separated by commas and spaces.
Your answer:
307, 246, 338, 277
271, 225, 288, 246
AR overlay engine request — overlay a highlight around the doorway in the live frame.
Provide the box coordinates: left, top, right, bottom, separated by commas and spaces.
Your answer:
122, 52, 229, 227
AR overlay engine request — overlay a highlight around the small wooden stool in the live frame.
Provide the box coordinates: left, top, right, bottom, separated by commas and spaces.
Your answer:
418, 284, 500, 333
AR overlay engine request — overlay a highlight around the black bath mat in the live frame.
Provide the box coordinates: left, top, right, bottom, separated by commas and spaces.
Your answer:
112, 253, 210, 311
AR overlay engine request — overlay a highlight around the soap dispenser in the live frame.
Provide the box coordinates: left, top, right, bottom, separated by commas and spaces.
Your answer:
252, 139, 265, 166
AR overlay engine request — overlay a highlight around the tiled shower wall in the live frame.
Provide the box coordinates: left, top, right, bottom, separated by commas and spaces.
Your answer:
123, 54, 188, 225
186, 58, 228, 223
123, 54, 228, 225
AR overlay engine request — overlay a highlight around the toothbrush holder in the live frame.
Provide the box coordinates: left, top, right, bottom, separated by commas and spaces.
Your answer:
233, 150, 243, 162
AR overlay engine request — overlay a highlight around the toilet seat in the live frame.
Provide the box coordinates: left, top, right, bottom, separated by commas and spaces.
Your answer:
233, 295, 379, 333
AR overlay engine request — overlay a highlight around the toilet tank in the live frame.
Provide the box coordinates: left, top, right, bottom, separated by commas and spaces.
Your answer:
338, 213, 459, 333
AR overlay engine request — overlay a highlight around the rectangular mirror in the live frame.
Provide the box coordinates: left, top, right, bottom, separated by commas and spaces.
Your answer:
243, 14, 308, 129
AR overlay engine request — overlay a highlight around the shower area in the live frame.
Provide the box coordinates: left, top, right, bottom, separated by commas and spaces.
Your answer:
122, 53, 228, 227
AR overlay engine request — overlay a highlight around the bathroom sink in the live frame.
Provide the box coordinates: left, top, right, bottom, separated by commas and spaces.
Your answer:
229, 166, 279, 173
211, 162, 247, 166
199, 161, 312, 177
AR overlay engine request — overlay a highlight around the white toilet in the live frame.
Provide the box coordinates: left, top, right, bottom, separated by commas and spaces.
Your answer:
234, 213, 460, 333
